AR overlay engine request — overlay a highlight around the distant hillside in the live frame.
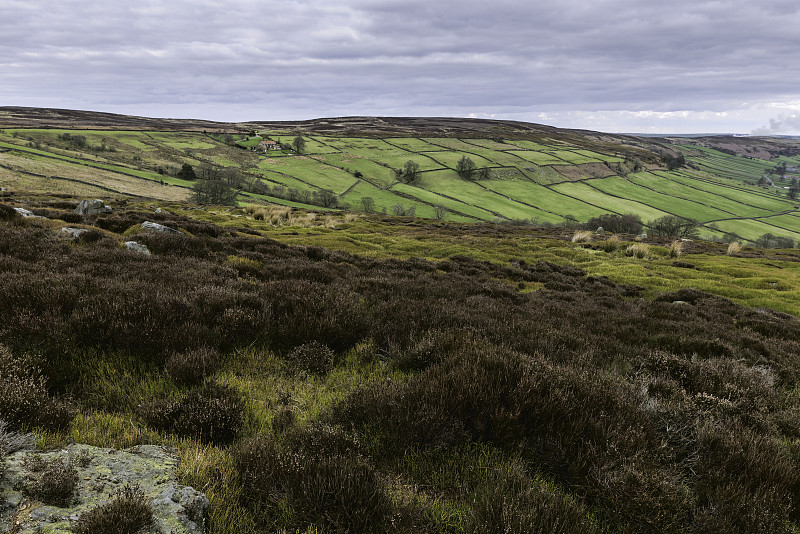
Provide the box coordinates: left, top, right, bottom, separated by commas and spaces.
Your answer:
1, 107, 799, 245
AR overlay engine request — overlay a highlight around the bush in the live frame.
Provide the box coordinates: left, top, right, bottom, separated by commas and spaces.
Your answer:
73, 483, 153, 534
285, 341, 334, 375
647, 215, 699, 238
583, 213, 643, 235
22, 455, 78, 507
0, 204, 20, 221
234, 426, 391, 532
467, 472, 601, 534
0, 345, 75, 431
139, 381, 244, 444
165, 347, 219, 386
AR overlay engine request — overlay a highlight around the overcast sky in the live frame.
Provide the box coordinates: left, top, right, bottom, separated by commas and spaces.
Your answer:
2, 0, 800, 134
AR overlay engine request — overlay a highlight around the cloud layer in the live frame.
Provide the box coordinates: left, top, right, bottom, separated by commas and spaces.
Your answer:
2, 0, 800, 133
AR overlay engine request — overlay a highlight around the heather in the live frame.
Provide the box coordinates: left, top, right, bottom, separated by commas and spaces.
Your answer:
2, 200, 800, 532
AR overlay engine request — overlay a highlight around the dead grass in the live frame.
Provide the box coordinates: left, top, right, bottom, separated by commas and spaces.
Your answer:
625, 243, 649, 259
727, 242, 743, 256
571, 230, 593, 243
668, 240, 683, 258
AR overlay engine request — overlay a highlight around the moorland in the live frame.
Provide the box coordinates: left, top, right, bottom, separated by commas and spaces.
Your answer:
2, 107, 800, 533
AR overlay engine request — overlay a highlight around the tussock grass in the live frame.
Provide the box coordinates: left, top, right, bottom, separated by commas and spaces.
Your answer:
727, 241, 743, 256
571, 230, 593, 243
668, 239, 683, 258
625, 242, 649, 259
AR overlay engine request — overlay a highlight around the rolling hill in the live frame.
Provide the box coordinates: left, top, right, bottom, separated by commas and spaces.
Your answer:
2, 107, 800, 245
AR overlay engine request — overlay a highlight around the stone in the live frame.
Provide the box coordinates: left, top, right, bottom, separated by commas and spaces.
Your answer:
672, 300, 689, 305
636, 233, 648, 240
154, 207, 168, 214
60, 227, 89, 240
141, 221, 181, 234
74, 199, 112, 215
595, 226, 605, 235
124, 241, 151, 255
0, 444, 208, 534
13, 207, 37, 218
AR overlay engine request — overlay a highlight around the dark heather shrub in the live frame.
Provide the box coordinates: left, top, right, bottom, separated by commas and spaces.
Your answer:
0, 204, 19, 220
22, 455, 78, 507
271, 406, 296, 434
139, 382, 243, 444
73, 483, 153, 534
285, 341, 334, 375
165, 347, 219, 386
0, 345, 75, 431
234, 426, 391, 533
467, 472, 601, 534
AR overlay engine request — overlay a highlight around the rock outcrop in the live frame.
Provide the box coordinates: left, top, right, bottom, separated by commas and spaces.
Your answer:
124, 241, 151, 255
1, 444, 208, 534
74, 199, 112, 215
141, 221, 181, 234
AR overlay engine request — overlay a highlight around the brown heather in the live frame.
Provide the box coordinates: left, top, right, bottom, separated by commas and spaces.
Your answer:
2, 205, 800, 532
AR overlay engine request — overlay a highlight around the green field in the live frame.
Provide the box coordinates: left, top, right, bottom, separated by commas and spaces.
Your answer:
2, 126, 800, 241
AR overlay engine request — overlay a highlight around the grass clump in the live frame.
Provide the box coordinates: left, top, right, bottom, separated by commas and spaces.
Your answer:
727, 241, 743, 256
625, 242, 649, 259
22, 454, 78, 507
668, 239, 683, 258
571, 230, 592, 243
73, 483, 153, 534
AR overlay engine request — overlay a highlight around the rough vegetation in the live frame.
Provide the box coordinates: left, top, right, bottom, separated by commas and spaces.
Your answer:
0, 194, 800, 533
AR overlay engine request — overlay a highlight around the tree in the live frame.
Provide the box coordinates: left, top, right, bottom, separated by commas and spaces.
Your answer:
455, 156, 476, 180
191, 179, 238, 205
584, 213, 643, 234
313, 189, 337, 208
647, 215, 699, 238
177, 163, 197, 181
433, 205, 447, 219
401, 160, 420, 183
788, 184, 799, 200
478, 167, 491, 180
361, 197, 376, 213
292, 136, 306, 154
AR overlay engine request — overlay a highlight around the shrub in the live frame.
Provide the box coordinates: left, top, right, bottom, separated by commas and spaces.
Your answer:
0, 204, 20, 221
285, 341, 334, 375
234, 427, 391, 532
467, 472, 601, 534
583, 213, 643, 235
165, 347, 219, 386
22, 455, 78, 507
625, 243, 649, 259
73, 483, 153, 534
0, 345, 76, 431
647, 215, 699, 238
139, 381, 244, 444
594, 234, 621, 252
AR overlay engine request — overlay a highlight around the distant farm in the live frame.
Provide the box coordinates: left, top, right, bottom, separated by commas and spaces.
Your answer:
2, 123, 800, 244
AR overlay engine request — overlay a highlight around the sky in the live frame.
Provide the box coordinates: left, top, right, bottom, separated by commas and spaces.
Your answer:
2, 0, 800, 134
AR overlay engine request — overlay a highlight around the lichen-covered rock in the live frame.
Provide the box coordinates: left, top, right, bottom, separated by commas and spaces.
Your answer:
74, 199, 112, 215
0, 444, 208, 534
124, 241, 151, 255
13, 207, 37, 218
60, 227, 88, 240
141, 221, 182, 234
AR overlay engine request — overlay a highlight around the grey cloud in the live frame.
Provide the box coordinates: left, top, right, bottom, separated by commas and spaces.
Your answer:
752, 114, 800, 135
1, 0, 799, 131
